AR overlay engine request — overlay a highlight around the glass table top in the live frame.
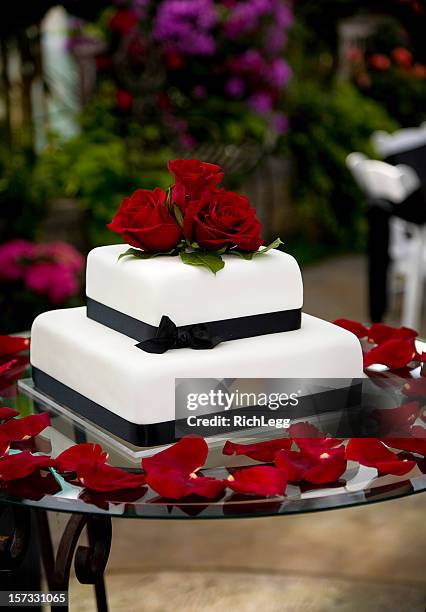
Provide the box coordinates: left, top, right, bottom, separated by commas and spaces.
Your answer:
0, 356, 425, 520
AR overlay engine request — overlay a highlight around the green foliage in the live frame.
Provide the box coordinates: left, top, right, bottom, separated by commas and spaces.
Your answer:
0, 145, 43, 242
286, 81, 398, 249
33, 121, 173, 247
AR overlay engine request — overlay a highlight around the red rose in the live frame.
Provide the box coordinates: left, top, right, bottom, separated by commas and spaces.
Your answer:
109, 10, 138, 36
392, 47, 412, 67
168, 159, 224, 211
368, 54, 391, 71
183, 189, 263, 252
107, 188, 182, 252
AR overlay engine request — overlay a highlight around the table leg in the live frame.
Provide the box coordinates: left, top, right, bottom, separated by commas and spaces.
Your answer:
36, 511, 112, 612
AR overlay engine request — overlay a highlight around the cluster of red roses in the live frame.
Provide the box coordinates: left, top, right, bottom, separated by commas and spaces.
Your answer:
0, 415, 425, 501
107, 159, 271, 273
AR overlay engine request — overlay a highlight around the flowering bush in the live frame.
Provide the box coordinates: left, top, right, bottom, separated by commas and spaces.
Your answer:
0, 240, 84, 333
347, 18, 426, 125
68, 0, 293, 151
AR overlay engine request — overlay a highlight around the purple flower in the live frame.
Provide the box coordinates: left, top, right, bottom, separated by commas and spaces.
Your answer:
0, 240, 36, 281
224, 0, 273, 39
225, 77, 245, 97
153, 0, 217, 56
193, 85, 207, 98
248, 91, 273, 114
268, 58, 292, 88
272, 112, 289, 134
36, 242, 84, 273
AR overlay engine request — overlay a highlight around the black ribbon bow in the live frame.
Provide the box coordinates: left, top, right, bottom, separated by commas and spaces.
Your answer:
136, 315, 222, 354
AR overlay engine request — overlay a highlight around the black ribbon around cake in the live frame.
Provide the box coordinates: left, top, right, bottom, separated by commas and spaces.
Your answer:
86, 297, 302, 353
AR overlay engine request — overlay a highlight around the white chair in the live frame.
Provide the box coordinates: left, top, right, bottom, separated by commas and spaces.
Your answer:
372, 123, 426, 159
346, 153, 426, 329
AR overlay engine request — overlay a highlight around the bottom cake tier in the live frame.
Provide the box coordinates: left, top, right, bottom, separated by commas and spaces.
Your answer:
30, 307, 364, 446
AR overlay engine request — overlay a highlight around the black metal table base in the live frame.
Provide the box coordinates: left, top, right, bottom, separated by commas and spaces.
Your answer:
0, 507, 112, 612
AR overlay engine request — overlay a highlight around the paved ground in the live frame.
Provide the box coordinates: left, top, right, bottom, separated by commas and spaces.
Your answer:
57, 255, 426, 611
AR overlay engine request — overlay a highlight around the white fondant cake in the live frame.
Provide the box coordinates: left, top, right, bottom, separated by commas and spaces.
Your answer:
31, 308, 363, 425
86, 245, 303, 326
30, 244, 364, 445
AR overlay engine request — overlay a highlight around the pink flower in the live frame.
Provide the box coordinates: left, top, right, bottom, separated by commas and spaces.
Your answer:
36, 242, 84, 273
24, 262, 79, 304
0, 240, 36, 281
248, 92, 273, 115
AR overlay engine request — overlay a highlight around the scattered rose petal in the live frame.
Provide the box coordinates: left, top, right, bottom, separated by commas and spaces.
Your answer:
0, 335, 30, 356
275, 446, 347, 484
223, 438, 291, 462
289, 422, 341, 455
333, 319, 368, 338
0, 359, 17, 376
402, 377, 426, 399
142, 436, 208, 475
371, 402, 420, 434
76, 462, 146, 492
384, 431, 426, 457
363, 339, 418, 370
345, 438, 416, 475
0, 413, 50, 442
55, 443, 109, 473
2, 471, 61, 501
0, 451, 56, 481
0, 431, 10, 457
227, 466, 287, 497
368, 323, 417, 345
147, 468, 225, 500
0, 407, 19, 422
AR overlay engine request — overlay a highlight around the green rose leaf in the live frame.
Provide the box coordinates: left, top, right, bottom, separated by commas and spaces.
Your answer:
253, 237, 283, 257
229, 250, 254, 260
118, 247, 177, 262
180, 251, 225, 274
173, 204, 184, 228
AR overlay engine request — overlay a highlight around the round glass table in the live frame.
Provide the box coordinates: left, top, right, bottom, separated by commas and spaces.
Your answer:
1, 360, 425, 611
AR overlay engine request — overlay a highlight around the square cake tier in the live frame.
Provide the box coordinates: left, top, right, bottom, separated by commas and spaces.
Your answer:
86, 245, 303, 328
31, 307, 363, 445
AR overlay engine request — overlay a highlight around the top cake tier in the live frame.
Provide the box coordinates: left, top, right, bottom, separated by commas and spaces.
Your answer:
86, 244, 303, 328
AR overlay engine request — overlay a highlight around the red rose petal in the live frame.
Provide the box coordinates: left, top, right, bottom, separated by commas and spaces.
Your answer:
363, 339, 418, 369
275, 446, 347, 484
76, 462, 146, 492
0, 335, 30, 356
345, 438, 416, 475
0, 451, 56, 481
384, 432, 426, 457
402, 377, 426, 399
0, 412, 50, 442
0, 431, 10, 457
333, 319, 368, 338
55, 443, 109, 473
227, 465, 287, 497
147, 468, 225, 500
0, 359, 17, 376
289, 422, 342, 455
371, 401, 420, 434
223, 438, 291, 462
368, 323, 417, 345
0, 407, 19, 422
142, 436, 208, 475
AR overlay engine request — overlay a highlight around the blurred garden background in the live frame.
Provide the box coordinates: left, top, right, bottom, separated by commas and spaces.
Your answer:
1, 0, 425, 333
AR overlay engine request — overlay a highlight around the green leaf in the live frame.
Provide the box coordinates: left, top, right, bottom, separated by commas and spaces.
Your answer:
173, 204, 184, 227
180, 251, 225, 274
229, 250, 254, 260
117, 247, 176, 262
253, 237, 283, 257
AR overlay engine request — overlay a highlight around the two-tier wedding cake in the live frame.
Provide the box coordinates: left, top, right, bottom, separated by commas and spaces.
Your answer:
30, 160, 364, 446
